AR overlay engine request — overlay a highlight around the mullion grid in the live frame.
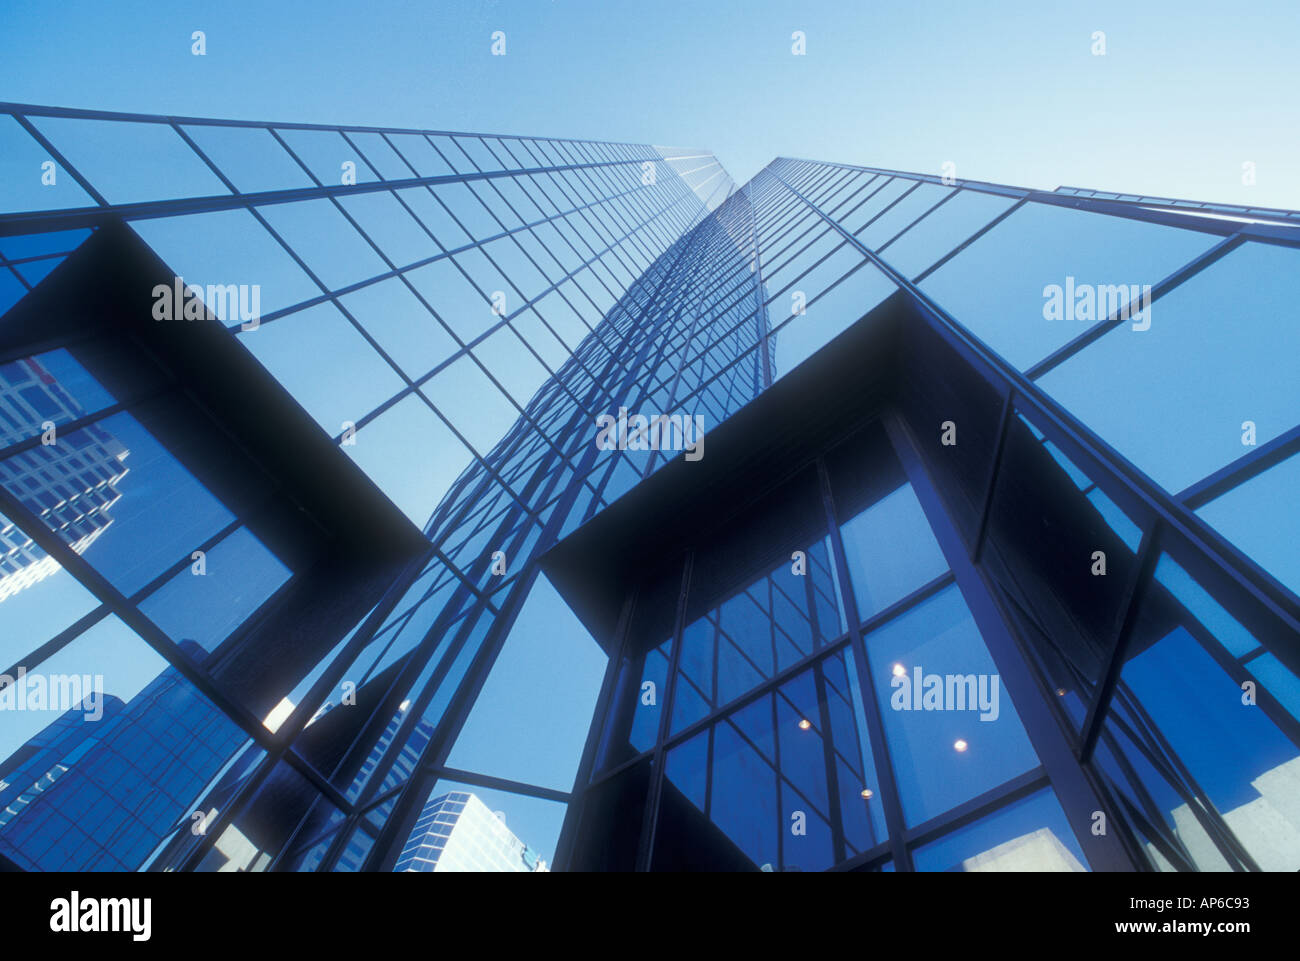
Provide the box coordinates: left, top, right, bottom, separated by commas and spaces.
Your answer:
190, 126, 558, 536
0, 105, 719, 872
212, 124, 702, 542
774, 158, 1300, 871
314, 235, 707, 868
0, 387, 298, 683
585, 444, 1061, 871
776, 157, 1300, 636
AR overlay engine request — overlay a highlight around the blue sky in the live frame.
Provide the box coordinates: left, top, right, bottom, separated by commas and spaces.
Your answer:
2, 0, 1298, 207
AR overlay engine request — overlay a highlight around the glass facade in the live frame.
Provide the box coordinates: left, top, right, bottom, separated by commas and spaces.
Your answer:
0, 102, 1297, 872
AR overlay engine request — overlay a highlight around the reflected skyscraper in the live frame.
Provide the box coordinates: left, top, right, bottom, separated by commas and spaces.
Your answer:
395, 791, 548, 872
0, 101, 1297, 873
0, 355, 128, 602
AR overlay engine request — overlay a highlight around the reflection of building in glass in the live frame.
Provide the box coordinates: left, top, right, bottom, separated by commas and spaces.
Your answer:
395, 791, 548, 873
0, 641, 245, 870
950, 829, 1087, 872
0, 357, 128, 602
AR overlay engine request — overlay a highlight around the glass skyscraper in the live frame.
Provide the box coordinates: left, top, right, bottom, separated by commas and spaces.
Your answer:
0, 101, 1296, 872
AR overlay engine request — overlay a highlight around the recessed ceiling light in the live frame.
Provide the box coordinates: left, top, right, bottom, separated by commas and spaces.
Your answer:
798, 718, 812, 730
953, 739, 968, 753
1056, 687, 1067, 696
860, 788, 874, 799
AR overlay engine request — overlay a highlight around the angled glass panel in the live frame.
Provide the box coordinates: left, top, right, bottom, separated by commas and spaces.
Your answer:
337, 276, 458, 380
0, 115, 95, 213
446, 573, 606, 791
130, 209, 319, 318
337, 190, 441, 266
420, 355, 520, 457
0, 411, 233, 598
0, 616, 249, 871
1038, 241, 1300, 494
855, 181, 953, 251
920, 202, 1219, 371
32, 116, 229, 205
1107, 556, 1300, 870
912, 787, 1089, 872
877, 188, 1017, 280
863, 584, 1040, 826
407, 257, 492, 344
0, 506, 101, 670
239, 301, 405, 436
257, 199, 388, 292
342, 393, 473, 527
273, 127, 378, 185
769, 261, 896, 380
472, 325, 552, 407
138, 526, 290, 655
1198, 451, 1300, 600
181, 124, 314, 194
840, 483, 949, 623
387, 134, 456, 178
0, 228, 92, 262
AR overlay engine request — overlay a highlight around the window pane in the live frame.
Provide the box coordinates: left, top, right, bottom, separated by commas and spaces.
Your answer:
1197, 451, 1300, 600
921, 202, 1218, 371
1038, 242, 1300, 493
864, 584, 1040, 825
446, 574, 605, 791
0, 617, 249, 870
912, 787, 1088, 871
139, 527, 291, 655
841, 483, 949, 621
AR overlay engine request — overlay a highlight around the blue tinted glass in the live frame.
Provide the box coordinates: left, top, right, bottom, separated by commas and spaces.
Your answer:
841, 483, 949, 620
257, 199, 388, 291
240, 301, 405, 435
337, 190, 440, 266
1198, 451, 1300, 599
864, 584, 1039, 825
1152, 555, 1257, 658
472, 325, 552, 407
0, 228, 92, 261
0, 116, 95, 213
420, 355, 520, 456
1117, 616, 1299, 870
344, 394, 473, 526
273, 128, 378, 185
769, 261, 896, 380
0, 508, 101, 669
31, 116, 229, 205
181, 124, 314, 194
0, 616, 248, 870
130, 209, 319, 317
0, 269, 27, 316
878, 188, 1016, 280
446, 574, 606, 791
337, 276, 458, 380
0, 412, 233, 597
1247, 654, 1300, 720
138, 527, 291, 654
856, 182, 953, 251
0, 348, 115, 437
709, 705, 780, 868
921, 202, 1218, 371
912, 788, 1088, 871
1038, 242, 1300, 493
